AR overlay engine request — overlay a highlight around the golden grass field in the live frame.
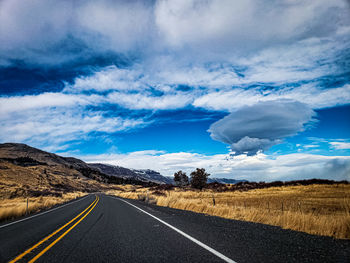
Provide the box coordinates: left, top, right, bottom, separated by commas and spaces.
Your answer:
106, 183, 350, 239
0, 192, 87, 221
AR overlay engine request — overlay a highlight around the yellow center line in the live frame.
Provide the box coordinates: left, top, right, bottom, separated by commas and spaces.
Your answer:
9, 195, 98, 263
29, 196, 99, 263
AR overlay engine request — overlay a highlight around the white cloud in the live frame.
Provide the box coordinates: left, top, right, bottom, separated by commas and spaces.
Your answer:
106, 92, 193, 110
208, 100, 316, 155
0, 102, 146, 149
64, 62, 350, 112
303, 144, 319, 149
193, 84, 350, 111
65, 66, 145, 93
330, 142, 350, 150
0, 93, 91, 116
79, 150, 350, 182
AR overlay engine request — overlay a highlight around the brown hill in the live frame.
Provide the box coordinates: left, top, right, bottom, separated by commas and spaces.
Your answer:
0, 143, 114, 199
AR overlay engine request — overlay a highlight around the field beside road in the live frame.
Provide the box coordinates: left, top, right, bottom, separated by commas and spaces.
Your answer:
0, 192, 86, 222
107, 183, 350, 239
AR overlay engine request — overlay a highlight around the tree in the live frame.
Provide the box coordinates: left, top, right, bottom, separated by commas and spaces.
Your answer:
181, 172, 189, 186
173, 170, 189, 187
174, 171, 181, 186
190, 168, 210, 190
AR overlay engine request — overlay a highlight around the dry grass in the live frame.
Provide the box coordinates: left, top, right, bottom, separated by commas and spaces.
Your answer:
0, 192, 87, 221
106, 184, 350, 239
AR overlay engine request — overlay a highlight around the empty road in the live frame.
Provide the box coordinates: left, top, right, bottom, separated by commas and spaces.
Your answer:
0, 194, 349, 262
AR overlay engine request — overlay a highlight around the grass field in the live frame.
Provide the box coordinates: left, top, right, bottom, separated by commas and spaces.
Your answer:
107, 183, 350, 239
0, 192, 86, 221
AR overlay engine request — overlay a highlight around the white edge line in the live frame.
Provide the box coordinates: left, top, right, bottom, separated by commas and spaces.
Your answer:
109, 196, 236, 263
0, 194, 91, 229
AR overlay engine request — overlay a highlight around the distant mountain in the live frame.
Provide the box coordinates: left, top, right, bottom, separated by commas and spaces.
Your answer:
208, 178, 248, 184
132, 169, 173, 184
88, 163, 172, 184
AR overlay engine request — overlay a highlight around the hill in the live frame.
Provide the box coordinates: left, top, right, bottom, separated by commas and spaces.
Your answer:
0, 143, 164, 200
0, 143, 107, 199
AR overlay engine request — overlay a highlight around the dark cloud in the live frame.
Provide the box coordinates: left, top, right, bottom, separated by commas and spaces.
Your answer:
208, 100, 316, 155
0, 0, 153, 66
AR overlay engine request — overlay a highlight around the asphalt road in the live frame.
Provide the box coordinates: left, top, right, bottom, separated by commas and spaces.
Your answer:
0, 194, 349, 263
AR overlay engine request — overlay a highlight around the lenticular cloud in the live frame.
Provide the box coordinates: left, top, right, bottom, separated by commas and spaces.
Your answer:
208, 100, 316, 155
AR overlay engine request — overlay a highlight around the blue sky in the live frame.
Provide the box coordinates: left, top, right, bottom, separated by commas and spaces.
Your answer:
0, 0, 349, 181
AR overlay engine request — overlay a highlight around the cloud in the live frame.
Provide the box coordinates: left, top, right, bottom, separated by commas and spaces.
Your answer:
208, 100, 316, 155
106, 92, 193, 110
155, 0, 349, 53
231, 137, 279, 155
63, 61, 350, 112
78, 151, 350, 182
193, 84, 350, 111
0, 96, 146, 149
0, 0, 154, 65
76, 0, 154, 52
0, 0, 349, 65
330, 142, 350, 150
0, 93, 90, 116
303, 144, 319, 149
64, 66, 145, 93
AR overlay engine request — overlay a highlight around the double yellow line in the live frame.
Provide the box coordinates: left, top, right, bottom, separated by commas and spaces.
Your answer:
9, 195, 99, 263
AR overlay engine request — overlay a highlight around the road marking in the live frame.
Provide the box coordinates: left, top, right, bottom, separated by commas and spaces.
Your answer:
9, 195, 98, 263
0, 195, 90, 229
110, 196, 237, 263
29, 195, 99, 263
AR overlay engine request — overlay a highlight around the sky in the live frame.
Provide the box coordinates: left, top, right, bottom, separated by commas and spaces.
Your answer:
0, 0, 349, 181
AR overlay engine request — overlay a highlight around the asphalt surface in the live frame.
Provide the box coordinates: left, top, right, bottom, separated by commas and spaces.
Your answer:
0, 194, 349, 263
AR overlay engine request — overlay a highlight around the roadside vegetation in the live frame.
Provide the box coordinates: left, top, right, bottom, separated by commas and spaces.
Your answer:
0, 192, 86, 221
107, 168, 350, 239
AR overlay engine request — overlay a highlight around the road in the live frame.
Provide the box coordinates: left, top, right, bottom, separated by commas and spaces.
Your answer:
0, 194, 349, 262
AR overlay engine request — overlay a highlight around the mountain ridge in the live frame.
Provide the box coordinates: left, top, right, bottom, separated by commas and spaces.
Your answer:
0, 143, 171, 186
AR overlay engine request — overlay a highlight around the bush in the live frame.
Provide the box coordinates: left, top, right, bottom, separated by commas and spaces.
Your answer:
137, 193, 157, 204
